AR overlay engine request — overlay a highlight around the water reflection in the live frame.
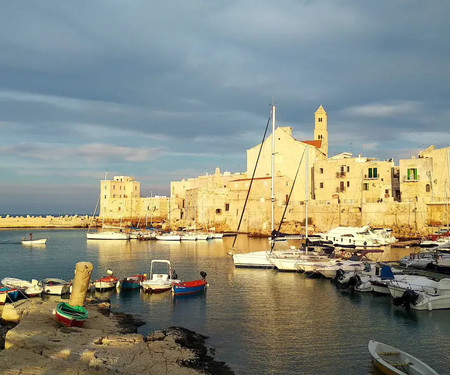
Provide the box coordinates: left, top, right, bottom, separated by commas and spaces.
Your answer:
0, 229, 449, 374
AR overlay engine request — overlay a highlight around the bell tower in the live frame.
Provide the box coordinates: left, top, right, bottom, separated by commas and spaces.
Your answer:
314, 105, 328, 158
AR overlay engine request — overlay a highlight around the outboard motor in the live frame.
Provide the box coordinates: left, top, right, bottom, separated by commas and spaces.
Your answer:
200, 271, 207, 280
342, 274, 362, 291
333, 268, 346, 284
393, 289, 419, 310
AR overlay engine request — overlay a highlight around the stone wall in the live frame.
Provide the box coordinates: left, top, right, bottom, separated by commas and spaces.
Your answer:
0, 215, 92, 228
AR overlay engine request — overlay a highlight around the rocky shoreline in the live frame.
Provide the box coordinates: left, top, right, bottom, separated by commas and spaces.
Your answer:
0, 298, 233, 374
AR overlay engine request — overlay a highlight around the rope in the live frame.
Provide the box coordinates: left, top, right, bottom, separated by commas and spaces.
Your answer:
231, 109, 272, 250
271, 148, 306, 252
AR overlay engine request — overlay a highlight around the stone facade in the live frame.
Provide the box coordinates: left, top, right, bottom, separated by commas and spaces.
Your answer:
93, 106, 449, 237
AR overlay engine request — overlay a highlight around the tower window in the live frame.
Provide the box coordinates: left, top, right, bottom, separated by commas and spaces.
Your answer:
318, 117, 322, 122
320, 182, 324, 188
426, 184, 431, 192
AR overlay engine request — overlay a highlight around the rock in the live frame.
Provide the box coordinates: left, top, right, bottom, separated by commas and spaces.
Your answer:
0, 300, 233, 374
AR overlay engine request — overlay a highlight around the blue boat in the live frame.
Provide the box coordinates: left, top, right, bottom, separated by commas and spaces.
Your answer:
0, 286, 20, 304
172, 272, 208, 296
119, 274, 147, 290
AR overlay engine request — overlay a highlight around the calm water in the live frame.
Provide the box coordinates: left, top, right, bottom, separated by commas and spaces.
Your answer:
1, 229, 449, 374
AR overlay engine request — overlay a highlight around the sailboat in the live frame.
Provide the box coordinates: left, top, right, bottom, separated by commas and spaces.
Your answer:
87, 175, 130, 240
232, 104, 287, 268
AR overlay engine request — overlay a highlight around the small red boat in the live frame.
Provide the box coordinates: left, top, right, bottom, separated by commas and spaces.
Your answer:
94, 276, 118, 292
172, 272, 208, 296
54, 302, 88, 328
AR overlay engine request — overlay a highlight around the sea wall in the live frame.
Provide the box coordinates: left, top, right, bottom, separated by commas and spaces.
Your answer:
0, 215, 93, 228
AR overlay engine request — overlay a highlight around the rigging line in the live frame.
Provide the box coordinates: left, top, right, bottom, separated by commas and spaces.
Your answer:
271, 148, 306, 252
231, 109, 273, 249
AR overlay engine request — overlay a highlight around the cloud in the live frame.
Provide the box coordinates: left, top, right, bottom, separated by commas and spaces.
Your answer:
342, 101, 422, 119
0, 142, 164, 163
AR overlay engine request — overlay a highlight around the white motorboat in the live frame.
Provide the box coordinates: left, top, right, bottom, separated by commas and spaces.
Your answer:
402, 290, 450, 311
40, 278, 70, 295
368, 340, 439, 375
141, 260, 179, 293
1, 277, 43, 297
269, 251, 331, 272
388, 277, 450, 298
317, 225, 395, 248
21, 238, 47, 245
315, 260, 371, 279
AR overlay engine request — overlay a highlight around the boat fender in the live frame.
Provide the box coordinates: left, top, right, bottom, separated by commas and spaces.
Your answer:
363, 241, 367, 246
200, 271, 207, 280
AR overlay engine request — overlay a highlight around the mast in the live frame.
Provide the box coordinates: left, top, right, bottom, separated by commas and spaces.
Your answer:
305, 145, 309, 240
168, 196, 171, 232
271, 104, 276, 234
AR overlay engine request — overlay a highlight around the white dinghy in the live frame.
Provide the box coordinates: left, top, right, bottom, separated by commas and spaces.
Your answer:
368, 340, 439, 375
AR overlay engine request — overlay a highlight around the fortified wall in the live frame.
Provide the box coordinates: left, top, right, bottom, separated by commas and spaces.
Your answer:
0, 215, 92, 228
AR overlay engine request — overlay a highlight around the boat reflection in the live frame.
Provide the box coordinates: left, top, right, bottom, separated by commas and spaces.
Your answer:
140, 290, 172, 304
92, 289, 116, 300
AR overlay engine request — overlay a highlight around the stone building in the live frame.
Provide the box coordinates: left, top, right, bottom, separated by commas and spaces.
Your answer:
95, 107, 449, 236
99, 176, 169, 226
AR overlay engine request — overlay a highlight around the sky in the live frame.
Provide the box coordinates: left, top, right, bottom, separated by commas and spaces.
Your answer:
1, 1, 449, 215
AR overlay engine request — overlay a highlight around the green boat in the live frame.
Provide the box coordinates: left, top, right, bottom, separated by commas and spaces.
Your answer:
54, 302, 88, 327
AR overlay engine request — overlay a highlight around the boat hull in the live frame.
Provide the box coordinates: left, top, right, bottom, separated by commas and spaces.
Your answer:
54, 302, 88, 328
94, 276, 118, 291
22, 238, 47, 245
232, 251, 273, 268
368, 340, 439, 375
87, 231, 129, 240
172, 280, 207, 296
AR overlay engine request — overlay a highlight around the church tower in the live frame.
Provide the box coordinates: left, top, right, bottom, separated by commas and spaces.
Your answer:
314, 105, 328, 158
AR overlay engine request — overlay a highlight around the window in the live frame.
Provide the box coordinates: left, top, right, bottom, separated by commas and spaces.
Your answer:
407, 168, 418, 181
285, 195, 289, 205
320, 182, 324, 188
347, 181, 350, 188
363, 183, 369, 191
347, 166, 350, 172
225, 203, 230, 211
368, 168, 378, 179
426, 184, 431, 192
320, 168, 324, 174
318, 134, 322, 139
216, 209, 221, 214
340, 181, 345, 192
318, 117, 322, 122
104, 195, 106, 199
113, 185, 116, 190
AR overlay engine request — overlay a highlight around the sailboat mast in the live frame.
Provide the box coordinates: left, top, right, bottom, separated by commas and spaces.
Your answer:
305, 146, 309, 240
271, 105, 276, 234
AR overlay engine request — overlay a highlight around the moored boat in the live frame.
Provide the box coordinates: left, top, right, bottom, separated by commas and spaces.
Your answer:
54, 302, 88, 328
41, 278, 71, 295
94, 271, 118, 292
172, 271, 208, 296
0, 286, 20, 304
119, 274, 147, 290
368, 340, 439, 374
1, 277, 43, 297
141, 260, 179, 293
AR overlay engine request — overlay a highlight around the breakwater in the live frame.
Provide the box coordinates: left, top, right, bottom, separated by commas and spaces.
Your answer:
0, 215, 93, 228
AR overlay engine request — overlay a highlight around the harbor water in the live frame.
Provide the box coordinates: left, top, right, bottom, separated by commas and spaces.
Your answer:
1, 229, 449, 374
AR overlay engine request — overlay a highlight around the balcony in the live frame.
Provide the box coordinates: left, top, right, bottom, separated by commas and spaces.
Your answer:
336, 172, 346, 178
364, 174, 378, 180
403, 175, 420, 182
